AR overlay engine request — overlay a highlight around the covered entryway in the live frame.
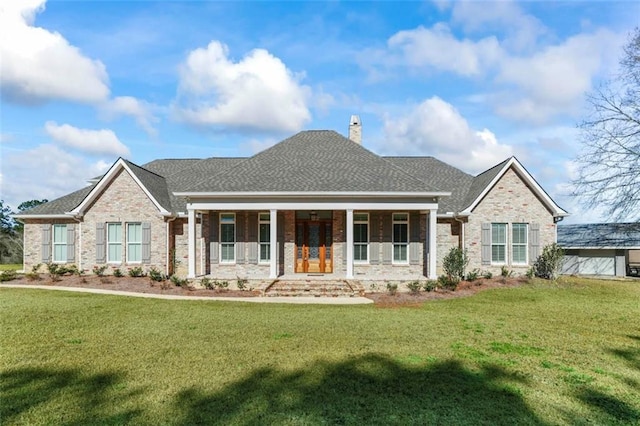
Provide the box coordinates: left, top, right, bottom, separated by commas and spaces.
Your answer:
295, 211, 333, 273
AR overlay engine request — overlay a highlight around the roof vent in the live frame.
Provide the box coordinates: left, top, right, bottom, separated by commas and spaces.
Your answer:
348, 115, 362, 145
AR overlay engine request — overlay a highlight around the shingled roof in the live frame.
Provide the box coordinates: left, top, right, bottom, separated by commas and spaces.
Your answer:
183, 131, 441, 193
558, 223, 640, 249
17, 186, 94, 216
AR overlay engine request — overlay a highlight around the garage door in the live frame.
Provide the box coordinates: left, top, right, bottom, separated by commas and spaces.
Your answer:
579, 250, 615, 276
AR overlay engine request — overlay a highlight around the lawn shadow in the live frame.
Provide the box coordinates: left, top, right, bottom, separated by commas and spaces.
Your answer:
576, 387, 640, 424
173, 353, 543, 425
0, 367, 143, 425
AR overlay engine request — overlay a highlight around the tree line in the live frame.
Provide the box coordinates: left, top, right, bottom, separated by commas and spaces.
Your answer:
0, 199, 48, 264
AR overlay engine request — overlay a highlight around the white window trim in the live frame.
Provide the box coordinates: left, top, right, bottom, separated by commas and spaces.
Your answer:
491, 223, 508, 265
220, 213, 236, 264
107, 222, 122, 264
126, 222, 142, 264
392, 212, 409, 265
258, 212, 270, 264
52, 224, 67, 263
354, 212, 369, 264
511, 223, 528, 265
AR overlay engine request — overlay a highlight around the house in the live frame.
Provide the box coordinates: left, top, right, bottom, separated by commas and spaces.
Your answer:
15, 117, 568, 289
558, 223, 640, 277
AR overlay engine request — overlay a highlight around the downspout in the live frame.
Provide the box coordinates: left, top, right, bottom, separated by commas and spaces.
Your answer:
166, 215, 178, 276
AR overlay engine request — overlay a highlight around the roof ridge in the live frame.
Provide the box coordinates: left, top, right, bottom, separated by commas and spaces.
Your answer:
123, 158, 167, 180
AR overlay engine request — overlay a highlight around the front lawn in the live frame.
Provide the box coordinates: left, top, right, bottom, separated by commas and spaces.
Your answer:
0, 264, 21, 271
1, 277, 638, 425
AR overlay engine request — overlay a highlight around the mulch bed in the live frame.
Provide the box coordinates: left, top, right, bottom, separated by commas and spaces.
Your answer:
4, 274, 528, 306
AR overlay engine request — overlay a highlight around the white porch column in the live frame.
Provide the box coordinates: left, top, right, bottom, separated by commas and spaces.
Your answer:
269, 209, 277, 279
428, 209, 437, 279
187, 208, 196, 278
346, 209, 354, 279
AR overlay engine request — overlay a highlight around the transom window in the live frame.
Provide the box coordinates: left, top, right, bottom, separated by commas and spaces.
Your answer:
259, 213, 270, 263
512, 223, 528, 264
353, 213, 369, 263
53, 224, 67, 263
220, 213, 235, 263
491, 223, 507, 263
107, 223, 122, 263
127, 223, 142, 263
392, 213, 408, 264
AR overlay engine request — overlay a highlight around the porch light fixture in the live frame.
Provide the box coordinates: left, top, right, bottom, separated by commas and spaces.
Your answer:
310, 211, 318, 221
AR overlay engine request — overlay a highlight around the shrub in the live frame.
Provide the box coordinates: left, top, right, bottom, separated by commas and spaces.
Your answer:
26, 264, 42, 281
483, 271, 493, 279
200, 277, 214, 290
422, 280, 437, 292
148, 267, 165, 282
500, 266, 513, 278
170, 275, 189, 287
466, 269, 480, 282
128, 266, 145, 278
215, 280, 229, 290
437, 274, 458, 291
93, 265, 108, 277
525, 267, 535, 279
386, 282, 398, 295
406, 280, 421, 294
442, 247, 469, 285
237, 277, 248, 290
113, 268, 124, 278
533, 243, 564, 280
46, 263, 63, 282
0, 270, 17, 282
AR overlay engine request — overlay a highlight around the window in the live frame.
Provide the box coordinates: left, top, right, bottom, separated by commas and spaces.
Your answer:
491, 223, 507, 263
220, 213, 235, 263
107, 223, 122, 263
53, 224, 67, 262
353, 213, 368, 262
392, 213, 408, 263
259, 213, 270, 263
127, 223, 142, 263
512, 223, 528, 264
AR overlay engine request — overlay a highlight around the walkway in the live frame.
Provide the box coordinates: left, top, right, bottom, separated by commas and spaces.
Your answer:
0, 284, 373, 305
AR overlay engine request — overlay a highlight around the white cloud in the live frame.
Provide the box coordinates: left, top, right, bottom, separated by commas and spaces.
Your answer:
174, 41, 311, 132
381, 97, 513, 174
387, 23, 502, 76
100, 96, 159, 136
494, 29, 621, 122
44, 122, 130, 157
0, 0, 110, 104
0, 144, 110, 210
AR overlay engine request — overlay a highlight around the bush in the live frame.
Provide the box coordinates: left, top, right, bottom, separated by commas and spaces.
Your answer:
200, 277, 214, 290
113, 268, 124, 278
483, 271, 493, 279
438, 274, 458, 291
170, 275, 189, 287
46, 263, 63, 281
148, 267, 165, 282
128, 266, 145, 278
93, 265, 108, 277
25, 264, 42, 281
533, 243, 564, 280
0, 270, 17, 282
442, 247, 469, 285
423, 280, 437, 292
215, 280, 229, 290
386, 282, 398, 295
501, 266, 513, 278
237, 278, 248, 290
466, 269, 480, 282
406, 280, 421, 294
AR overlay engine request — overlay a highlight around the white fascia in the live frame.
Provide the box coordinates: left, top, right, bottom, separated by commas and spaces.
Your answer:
174, 191, 451, 198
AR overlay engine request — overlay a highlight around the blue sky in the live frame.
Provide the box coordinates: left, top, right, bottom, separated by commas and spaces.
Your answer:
1, 0, 638, 223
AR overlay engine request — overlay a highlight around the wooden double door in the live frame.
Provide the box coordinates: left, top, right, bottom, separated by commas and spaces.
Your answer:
295, 220, 333, 273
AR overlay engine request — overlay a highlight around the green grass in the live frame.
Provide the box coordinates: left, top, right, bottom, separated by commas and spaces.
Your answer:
1, 277, 639, 425
0, 264, 21, 271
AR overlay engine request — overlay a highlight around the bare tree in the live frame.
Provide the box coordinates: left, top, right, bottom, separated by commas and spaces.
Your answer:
574, 28, 640, 221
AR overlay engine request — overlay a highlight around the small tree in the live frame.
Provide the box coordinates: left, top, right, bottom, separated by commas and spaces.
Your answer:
532, 243, 564, 280
442, 247, 469, 285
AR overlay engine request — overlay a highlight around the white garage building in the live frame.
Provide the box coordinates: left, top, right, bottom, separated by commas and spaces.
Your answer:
558, 223, 640, 277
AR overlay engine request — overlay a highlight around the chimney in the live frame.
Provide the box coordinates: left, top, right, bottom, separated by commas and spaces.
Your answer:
348, 115, 362, 144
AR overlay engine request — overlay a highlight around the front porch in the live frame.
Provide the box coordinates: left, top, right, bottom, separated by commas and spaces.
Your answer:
183, 198, 439, 282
